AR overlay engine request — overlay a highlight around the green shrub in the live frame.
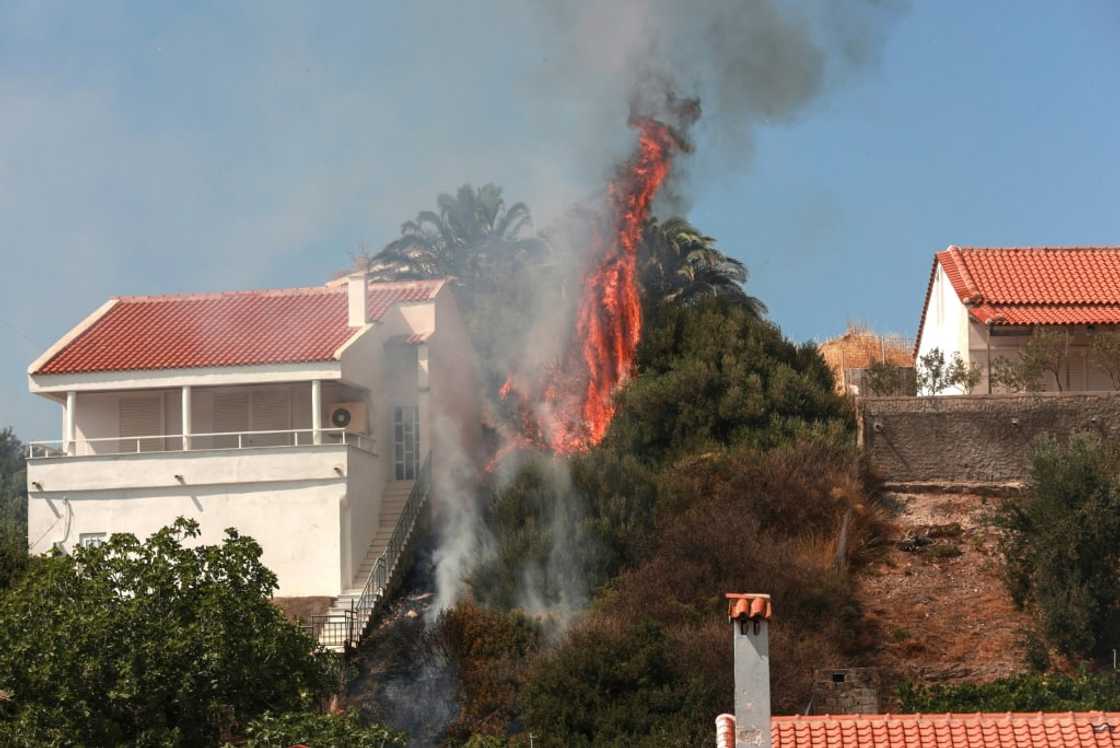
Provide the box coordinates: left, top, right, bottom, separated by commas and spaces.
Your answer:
0, 519, 27, 591
523, 619, 709, 747
916, 347, 981, 395
607, 297, 852, 463
238, 709, 406, 747
0, 518, 334, 746
996, 433, 1120, 658
898, 670, 1120, 713
508, 441, 881, 743
863, 360, 915, 396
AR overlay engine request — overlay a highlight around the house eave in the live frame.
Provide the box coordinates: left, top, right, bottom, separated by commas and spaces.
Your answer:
28, 360, 344, 395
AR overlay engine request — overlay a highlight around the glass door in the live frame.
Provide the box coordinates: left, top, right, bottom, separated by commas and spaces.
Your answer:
393, 405, 419, 480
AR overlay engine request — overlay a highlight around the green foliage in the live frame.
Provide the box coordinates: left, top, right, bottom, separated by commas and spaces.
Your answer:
1090, 331, 1120, 389
863, 360, 915, 396
916, 347, 982, 395
238, 709, 406, 747
0, 428, 27, 591
898, 670, 1120, 713
992, 328, 1073, 392
367, 183, 546, 285
609, 297, 851, 463
0, 520, 28, 591
996, 434, 1120, 658
471, 300, 854, 604
523, 619, 709, 747
514, 441, 881, 743
0, 518, 335, 746
471, 457, 604, 610
638, 217, 765, 313
990, 355, 1036, 393
1023, 328, 1073, 392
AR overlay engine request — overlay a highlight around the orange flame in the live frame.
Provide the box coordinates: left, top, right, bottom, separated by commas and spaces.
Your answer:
500, 118, 677, 457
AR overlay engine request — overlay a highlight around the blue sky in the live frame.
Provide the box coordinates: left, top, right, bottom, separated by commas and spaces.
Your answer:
3, 1, 1119, 439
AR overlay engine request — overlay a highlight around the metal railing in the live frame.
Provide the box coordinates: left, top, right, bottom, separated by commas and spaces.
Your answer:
309, 452, 432, 652
27, 428, 375, 459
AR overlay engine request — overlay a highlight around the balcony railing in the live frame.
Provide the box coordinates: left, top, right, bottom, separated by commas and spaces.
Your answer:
27, 428, 375, 459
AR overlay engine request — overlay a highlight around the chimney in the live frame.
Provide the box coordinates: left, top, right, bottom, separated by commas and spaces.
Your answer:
727, 593, 772, 748
347, 273, 368, 327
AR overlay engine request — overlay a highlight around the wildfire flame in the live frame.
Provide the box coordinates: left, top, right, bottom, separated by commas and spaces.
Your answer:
499, 117, 678, 458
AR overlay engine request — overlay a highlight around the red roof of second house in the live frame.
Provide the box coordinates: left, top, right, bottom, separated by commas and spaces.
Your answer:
919, 247, 1120, 335
718, 712, 1120, 748
33, 279, 444, 375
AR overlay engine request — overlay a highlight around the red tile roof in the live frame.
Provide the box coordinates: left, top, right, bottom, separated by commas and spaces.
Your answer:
719, 712, 1120, 748
917, 247, 1120, 343
34, 280, 444, 375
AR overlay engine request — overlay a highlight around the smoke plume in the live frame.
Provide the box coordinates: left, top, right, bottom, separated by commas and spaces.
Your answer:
426, 0, 905, 617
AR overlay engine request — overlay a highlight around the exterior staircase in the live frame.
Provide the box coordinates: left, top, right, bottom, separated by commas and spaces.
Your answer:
325, 480, 415, 619
310, 455, 431, 653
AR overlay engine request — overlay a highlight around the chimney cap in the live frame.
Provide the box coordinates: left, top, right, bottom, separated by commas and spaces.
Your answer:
726, 593, 772, 622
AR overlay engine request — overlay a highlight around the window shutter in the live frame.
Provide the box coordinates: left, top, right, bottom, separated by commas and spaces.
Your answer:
250, 388, 291, 446
119, 396, 162, 452
213, 391, 250, 433
252, 389, 290, 431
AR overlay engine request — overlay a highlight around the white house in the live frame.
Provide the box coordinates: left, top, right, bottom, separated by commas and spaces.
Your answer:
915, 246, 1120, 393
25, 274, 479, 619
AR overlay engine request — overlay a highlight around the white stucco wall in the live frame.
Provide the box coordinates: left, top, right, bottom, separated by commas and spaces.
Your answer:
26, 445, 379, 597
916, 264, 972, 395
341, 446, 385, 589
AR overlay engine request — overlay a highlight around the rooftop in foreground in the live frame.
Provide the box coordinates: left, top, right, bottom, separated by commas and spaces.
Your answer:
718, 711, 1120, 748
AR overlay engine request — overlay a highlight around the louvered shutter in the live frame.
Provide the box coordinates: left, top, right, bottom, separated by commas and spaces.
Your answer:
250, 388, 291, 446
213, 391, 250, 448
119, 396, 162, 452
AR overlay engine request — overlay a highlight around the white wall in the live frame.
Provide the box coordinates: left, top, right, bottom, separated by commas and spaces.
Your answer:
25, 445, 382, 597
342, 446, 385, 589
916, 263, 972, 395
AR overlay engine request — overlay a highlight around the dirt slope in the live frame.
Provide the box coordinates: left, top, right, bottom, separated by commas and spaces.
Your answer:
856, 490, 1033, 704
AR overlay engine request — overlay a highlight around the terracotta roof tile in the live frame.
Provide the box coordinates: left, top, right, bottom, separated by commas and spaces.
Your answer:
724, 712, 1120, 748
727, 593, 773, 622
35, 280, 444, 375
915, 247, 1120, 355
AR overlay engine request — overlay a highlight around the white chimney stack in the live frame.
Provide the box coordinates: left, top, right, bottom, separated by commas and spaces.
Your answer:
347, 273, 368, 327
727, 593, 772, 748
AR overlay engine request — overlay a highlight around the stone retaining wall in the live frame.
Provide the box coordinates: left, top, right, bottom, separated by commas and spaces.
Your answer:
859, 392, 1120, 484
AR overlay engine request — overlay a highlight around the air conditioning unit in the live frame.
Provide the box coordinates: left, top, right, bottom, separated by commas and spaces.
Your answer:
327, 401, 368, 434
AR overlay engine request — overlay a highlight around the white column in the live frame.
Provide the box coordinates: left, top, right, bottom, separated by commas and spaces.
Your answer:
181, 385, 192, 450
417, 345, 431, 461
64, 391, 76, 456
311, 379, 322, 445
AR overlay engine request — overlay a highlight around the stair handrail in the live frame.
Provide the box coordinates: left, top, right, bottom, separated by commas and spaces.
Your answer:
349, 452, 432, 643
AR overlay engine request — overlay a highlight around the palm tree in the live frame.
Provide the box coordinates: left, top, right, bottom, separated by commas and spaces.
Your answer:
639, 217, 766, 316
364, 184, 547, 288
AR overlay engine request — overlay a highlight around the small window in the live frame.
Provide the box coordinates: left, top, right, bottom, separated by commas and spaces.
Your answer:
79, 532, 106, 549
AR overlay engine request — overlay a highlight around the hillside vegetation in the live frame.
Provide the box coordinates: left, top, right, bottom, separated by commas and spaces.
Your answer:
434, 298, 887, 746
